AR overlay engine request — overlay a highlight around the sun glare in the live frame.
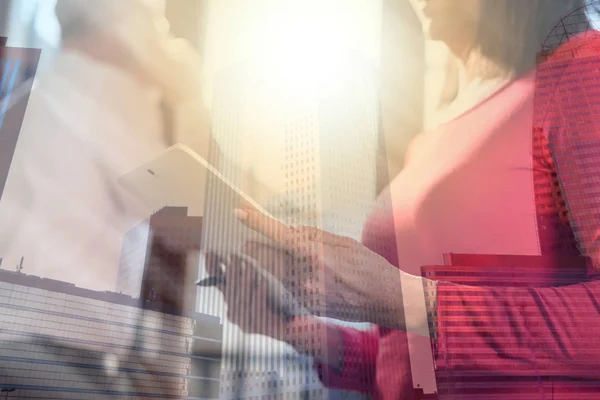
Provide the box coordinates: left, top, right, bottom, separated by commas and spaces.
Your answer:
253, 6, 363, 96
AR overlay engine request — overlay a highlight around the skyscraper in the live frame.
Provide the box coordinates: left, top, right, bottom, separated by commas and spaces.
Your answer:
117, 206, 224, 398
117, 206, 203, 315
206, 54, 378, 399
0, 40, 41, 201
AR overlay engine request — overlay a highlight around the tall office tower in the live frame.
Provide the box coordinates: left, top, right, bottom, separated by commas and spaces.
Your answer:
139, 207, 202, 315
117, 206, 202, 315
282, 72, 379, 239
117, 206, 226, 397
0, 40, 41, 200
209, 60, 379, 239
205, 54, 378, 400
0, 268, 222, 399
278, 60, 379, 400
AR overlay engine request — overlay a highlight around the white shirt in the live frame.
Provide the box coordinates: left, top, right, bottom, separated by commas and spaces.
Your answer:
0, 50, 167, 291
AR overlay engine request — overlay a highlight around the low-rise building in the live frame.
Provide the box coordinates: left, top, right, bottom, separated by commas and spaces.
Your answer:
0, 268, 222, 399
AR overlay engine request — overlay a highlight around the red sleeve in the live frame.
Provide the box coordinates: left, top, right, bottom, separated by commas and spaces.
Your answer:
434, 278, 600, 378
314, 325, 380, 393
434, 35, 600, 379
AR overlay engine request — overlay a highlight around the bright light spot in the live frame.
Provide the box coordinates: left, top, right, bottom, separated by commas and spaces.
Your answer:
202, 0, 381, 108
255, 3, 363, 95
103, 353, 120, 376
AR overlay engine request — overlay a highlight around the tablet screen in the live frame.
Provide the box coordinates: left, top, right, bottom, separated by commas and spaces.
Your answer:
118, 144, 282, 255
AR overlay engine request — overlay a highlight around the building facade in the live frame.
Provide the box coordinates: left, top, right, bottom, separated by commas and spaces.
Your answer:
203, 55, 379, 399
116, 206, 225, 398
0, 268, 222, 399
117, 206, 203, 317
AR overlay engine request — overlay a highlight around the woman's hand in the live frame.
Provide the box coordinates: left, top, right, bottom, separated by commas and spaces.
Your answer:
234, 208, 407, 330
203, 251, 346, 367
204, 251, 310, 340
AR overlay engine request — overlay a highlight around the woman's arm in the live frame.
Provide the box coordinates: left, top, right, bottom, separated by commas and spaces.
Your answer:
287, 316, 381, 394
401, 44, 600, 378
428, 277, 600, 378
396, 261, 600, 379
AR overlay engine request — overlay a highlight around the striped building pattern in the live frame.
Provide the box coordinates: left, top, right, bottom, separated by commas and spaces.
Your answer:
0, 268, 223, 399
197, 58, 378, 400
418, 28, 600, 400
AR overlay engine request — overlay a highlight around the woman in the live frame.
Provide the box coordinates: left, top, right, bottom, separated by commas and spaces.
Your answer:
211, 0, 600, 399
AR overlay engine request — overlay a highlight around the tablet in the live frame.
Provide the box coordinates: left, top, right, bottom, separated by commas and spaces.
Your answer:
118, 143, 282, 254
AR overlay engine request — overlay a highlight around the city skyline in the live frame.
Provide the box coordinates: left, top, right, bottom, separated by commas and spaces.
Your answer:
0, 265, 223, 399
0, 2, 598, 399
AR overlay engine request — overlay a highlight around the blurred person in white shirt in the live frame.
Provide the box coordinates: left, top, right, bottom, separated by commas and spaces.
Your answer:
0, 0, 211, 291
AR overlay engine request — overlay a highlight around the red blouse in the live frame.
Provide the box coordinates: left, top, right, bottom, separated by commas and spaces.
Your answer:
314, 32, 600, 400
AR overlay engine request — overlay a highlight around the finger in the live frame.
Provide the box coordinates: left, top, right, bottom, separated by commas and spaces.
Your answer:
227, 254, 262, 293
196, 276, 226, 287
242, 240, 292, 258
235, 208, 350, 257
248, 258, 287, 335
225, 253, 248, 291
252, 270, 270, 334
242, 240, 296, 282
242, 240, 276, 260
296, 226, 358, 248
240, 258, 258, 333
238, 214, 303, 259
233, 254, 264, 333
248, 262, 260, 312
274, 224, 357, 255
204, 251, 226, 278
234, 208, 292, 245
225, 254, 249, 325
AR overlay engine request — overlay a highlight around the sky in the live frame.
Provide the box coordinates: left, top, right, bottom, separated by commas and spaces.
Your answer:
201, 0, 382, 109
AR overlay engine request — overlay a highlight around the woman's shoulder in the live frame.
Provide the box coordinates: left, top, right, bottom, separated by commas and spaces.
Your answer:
535, 31, 600, 91
533, 32, 600, 160
541, 30, 600, 64
534, 32, 600, 124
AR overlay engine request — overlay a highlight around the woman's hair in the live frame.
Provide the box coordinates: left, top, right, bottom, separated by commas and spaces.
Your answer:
439, 0, 586, 107
477, 0, 586, 76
